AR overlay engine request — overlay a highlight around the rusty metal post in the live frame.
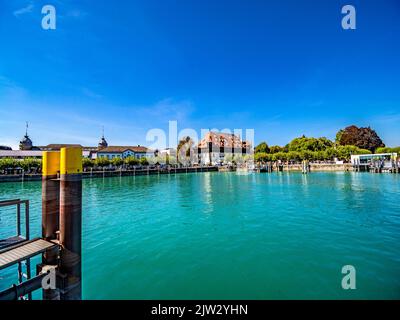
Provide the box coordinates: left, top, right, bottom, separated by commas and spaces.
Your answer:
59, 147, 82, 300
42, 151, 60, 240
42, 151, 60, 300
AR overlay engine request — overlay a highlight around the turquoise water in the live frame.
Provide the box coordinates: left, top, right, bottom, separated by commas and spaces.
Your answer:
0, 172, 399, 299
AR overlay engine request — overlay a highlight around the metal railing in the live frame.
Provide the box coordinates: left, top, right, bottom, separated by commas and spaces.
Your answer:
0, 199, 32, 300
0, 199, 30, 245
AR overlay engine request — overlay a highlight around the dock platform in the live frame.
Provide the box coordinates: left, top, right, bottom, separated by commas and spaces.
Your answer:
0, 238, 57, 270
0, 236, 26, 250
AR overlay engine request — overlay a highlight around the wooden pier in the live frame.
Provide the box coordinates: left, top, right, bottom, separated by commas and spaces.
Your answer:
0, 238, 57, 270
0, 166, 219, 183
0, 148, 83, 300
0, 199, 60, 300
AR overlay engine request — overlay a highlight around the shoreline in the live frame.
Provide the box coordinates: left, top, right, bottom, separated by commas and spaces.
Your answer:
0, 163, 393, 184
0, 166, 219, 183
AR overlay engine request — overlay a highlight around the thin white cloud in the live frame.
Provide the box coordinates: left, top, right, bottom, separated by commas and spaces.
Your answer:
372, 113, 400, 124
0, 75, 14, 86
13, 3, 34, 17
82, 87, 103, 99
133, 98, 194, 123
66, 9, 87, 19
0, 75, 29, 101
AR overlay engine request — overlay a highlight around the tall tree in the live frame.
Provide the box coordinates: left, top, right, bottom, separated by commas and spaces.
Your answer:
255, 142, 269, 154
177, 136, 195, 164
336, 125, 385, 152
288, 136, 334, 152
269, 145, 285, 154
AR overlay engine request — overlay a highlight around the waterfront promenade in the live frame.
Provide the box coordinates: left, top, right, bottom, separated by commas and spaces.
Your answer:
0, 166, 219, 183
1, 162, 398, 183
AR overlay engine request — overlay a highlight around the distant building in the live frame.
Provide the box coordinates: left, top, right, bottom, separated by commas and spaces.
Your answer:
39, 144, 83, 151
37, 144, 96, 158
0, 150, 42, 159
97, 146, 154, 160
1, 124, 154, 161
159, 148, 176, 158
197, 132, 252, 165
98, 127, 108, 149
19, 122, 40, 151
351, 153, 397, 165
19, 133, 33, 150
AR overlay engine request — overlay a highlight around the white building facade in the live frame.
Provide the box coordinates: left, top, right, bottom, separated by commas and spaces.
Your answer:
197, 132, 252, 165
97, 146, 154, 160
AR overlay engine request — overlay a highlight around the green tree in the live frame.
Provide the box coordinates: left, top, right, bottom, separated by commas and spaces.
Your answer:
149, 155, 167, 165
287, 151, 301, 162
272, 152, 288, 161
269, 145, 284, 154
336, 145, 371, 161
95, 157, 110, 167
0, 158, 18, 171
375, 146, 400, 154
139, 157, 149, 166
324, 147, 338, 160
125, 156, 139, 166
111, 157, 124, 167
288, 136, 334, 152
254, 152, 271, 163
177, 136, 195, 164
255, 142, 269, 154
335, 130, 344, 144
82, 158, 94, 168
177, 136, 194, 156
19, 158, 42, 171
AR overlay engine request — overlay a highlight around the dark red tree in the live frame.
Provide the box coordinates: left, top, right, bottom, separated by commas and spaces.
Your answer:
336, 125, 385, 152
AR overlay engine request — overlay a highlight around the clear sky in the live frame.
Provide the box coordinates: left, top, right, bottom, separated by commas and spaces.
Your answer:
0, 0, 399, 149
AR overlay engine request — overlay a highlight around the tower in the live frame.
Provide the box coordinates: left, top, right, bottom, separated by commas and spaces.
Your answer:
98, 126, 108, 149
19, 122, 33, 150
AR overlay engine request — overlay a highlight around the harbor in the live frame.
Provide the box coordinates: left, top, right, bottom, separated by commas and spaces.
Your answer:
1, 162, 399, 299
0, 160, 398, 184
1, 139, 399, 300
1, 0, 400, 304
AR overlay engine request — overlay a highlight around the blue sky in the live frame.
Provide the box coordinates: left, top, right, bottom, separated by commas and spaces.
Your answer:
0, 0, 399, 149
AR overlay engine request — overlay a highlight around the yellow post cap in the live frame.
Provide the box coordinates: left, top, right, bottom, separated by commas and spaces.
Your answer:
42, 151, 60, 176
60, 147, 83, 175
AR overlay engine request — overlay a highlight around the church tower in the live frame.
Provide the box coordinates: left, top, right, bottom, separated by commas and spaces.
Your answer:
98, 126, 108, 149
19, 122, 33, 150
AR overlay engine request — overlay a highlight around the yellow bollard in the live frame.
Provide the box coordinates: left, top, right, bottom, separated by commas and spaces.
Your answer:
42, 151, 60, 239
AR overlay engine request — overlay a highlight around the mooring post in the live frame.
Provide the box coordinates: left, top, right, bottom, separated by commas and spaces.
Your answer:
42, 151, 61, 300
42, 151, 60, 240
59, 147, 82, 300
302, 160, 309, 174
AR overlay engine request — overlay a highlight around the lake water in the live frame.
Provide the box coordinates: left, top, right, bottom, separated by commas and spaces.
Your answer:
0, 172, 399, 299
